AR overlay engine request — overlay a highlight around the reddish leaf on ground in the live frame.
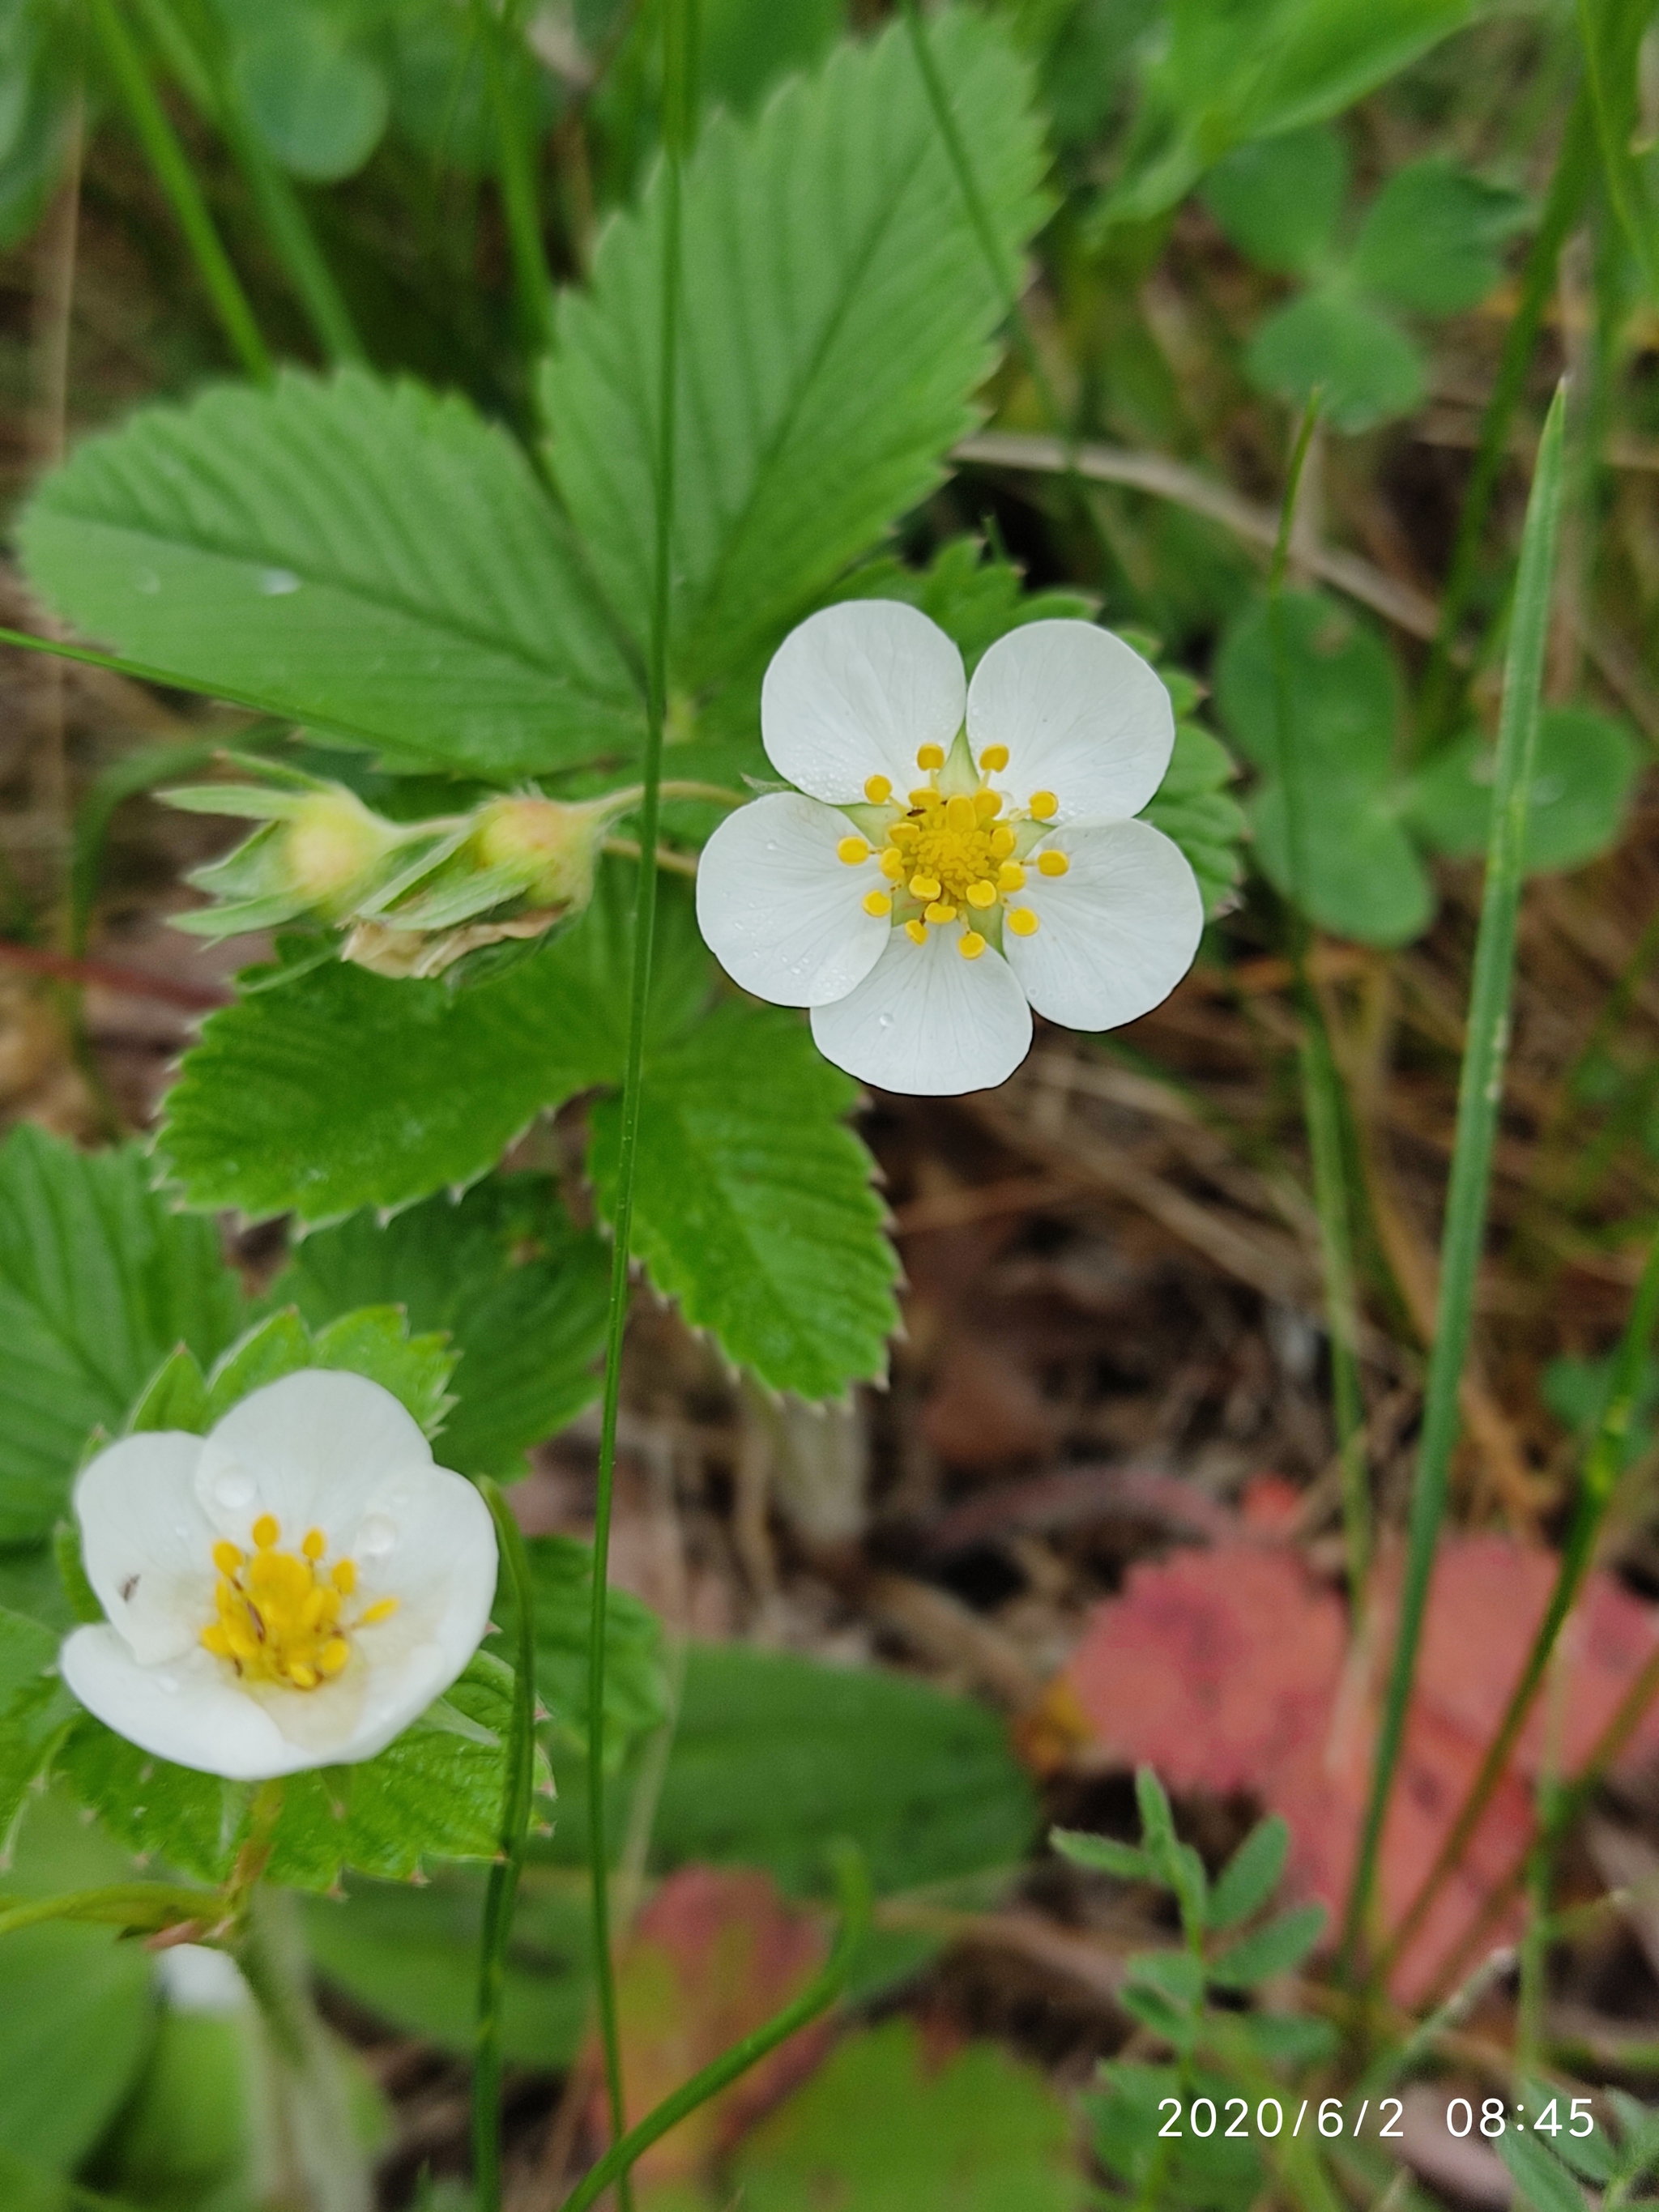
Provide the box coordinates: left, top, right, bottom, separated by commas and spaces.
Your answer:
1047, 1532, 1659, 2001
591, 1865, 833, 2187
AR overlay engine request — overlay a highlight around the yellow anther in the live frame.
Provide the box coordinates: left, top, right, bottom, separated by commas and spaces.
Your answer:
974, 789, 1002, 820
1007, 907, 1040, 936
863, 890, 893, 917
880, 848, 906, 880
891, 820, 920, 844
226, 1621, 260, 1664
288, 1663, 318, 1690
1038, 849, 1070, 877
864, 774, 893, 804
998, 862, 1026, 892
301, 1528, 326, 1562
915, 743, 945, 770
300, 1586, 329, 1630
836, 835, 869, 865
960, 931, 987, 961
252, 1514, 279, 1549
909, 874, 941, 901
212, 1541, 243, 1579
966, 880, 997, 910
908, 787, 936, 808
319, 1637, 350, 1677
360, 1596, 399, 1626
979, 744, 1009, 772
925, 901, 957, 924
990, 825, 1017, 859
945, 794, 977, 833
200, 1622, 233, 1658
904, 918, 928, 945
331, 1559, 356, 1596
1029, 791, 1058, 820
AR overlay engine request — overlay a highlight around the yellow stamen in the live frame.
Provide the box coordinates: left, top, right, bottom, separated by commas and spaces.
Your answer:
864, 774, 893, 803
288, 1663, 318, 1690
979, 744, 1009, 772
252, 1514, 279, 1549
200, 1622, 233, 1658
319, 1637, 350, 1677
909, 873, 941, 901
331, 1560, 356, 1596
1038, 850, 1070, 877
1029, 791, 1058, 820
863, 890, 893, 917
924, 901, 957, 924
212, 1540, 243, 1578
989, 826, 1017, 859
998, 862, 1026, 892
301, 1528, 326, 1561
1007, 907, 1040, 936
960, 931, 987, 961
974, 789, 1002, 820
904, 918, 928, 945
890, 820, 920, 845
360, 1597, 399, 1626
945, 794, 976, 833
836, 835, 869, 865
200, 1517, 385, 1693
966, 880, 997, 910
880, 848, 906, 881
915, 743, 945, 770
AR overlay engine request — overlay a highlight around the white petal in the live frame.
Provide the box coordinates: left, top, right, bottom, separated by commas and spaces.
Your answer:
694, 793, 889, 1007
810, 922, 1032, 1096
761, 600, 966, 803
61, 1627, 296, 1780
967, 621, 1174, 822
195, 1369, 434, 1553
1004, 820, 1203, 1032
75, 1431, 215, 1666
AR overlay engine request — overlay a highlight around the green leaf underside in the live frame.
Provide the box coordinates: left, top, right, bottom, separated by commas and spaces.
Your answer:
0, 1607, 75, 1846
1200, 124, 1349, 276
17, 370, 642, 779
1246, 285, 1424, 432
588, 998, 899, 1400
1142, 721, 1247, 917
60, 1650, 513, 1891
543, 6, 1048, 689
545, 1640, 1037, 1896
0, 1129, 243, 1545
160, 863, 710, 1221
275, 1177, 611, 1477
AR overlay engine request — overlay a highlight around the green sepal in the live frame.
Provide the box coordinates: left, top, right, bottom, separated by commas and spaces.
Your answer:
125, 1345, 211, 1437
51, 1522, 100, 1626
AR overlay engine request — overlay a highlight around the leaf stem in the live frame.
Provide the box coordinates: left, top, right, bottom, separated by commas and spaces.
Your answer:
473, 1478, 539, 2212
583, 4, 696, 2203
86, 0, 272, 385
557, 1846, 870, 2212
1338, 387, 1567, 1983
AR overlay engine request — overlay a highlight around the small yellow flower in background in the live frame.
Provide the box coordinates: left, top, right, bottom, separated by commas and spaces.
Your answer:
61, 1370, 497, 1781
694, 600, 1204, 1095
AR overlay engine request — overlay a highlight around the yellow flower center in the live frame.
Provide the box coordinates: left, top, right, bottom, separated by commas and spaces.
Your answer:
841, 746, 1067, 957
200, 1515, 398, 1691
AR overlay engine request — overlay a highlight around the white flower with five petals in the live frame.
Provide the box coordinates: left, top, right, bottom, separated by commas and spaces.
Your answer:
695, 602, 1204, 1094
60, 1370, 497, 1782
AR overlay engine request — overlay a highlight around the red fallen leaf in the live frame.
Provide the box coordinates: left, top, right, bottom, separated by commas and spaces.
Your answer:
1052, 1533, 1659, 2002
591, 1865, 833, 2186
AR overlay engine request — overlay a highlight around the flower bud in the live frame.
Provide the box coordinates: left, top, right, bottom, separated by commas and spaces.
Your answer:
283, 791, 400, 914
470, 795, 610, 910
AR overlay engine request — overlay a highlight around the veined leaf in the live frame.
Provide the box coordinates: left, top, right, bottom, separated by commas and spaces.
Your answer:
1141, 720, 1247, 918
1207, 1899, 1325, 1988
160, 864, 711, 1221
0, 1128, 244, 1544
543, 7, 1048, 689
1206, 1813, 1289, 1929
0, 1608, 74, 1848
588, 998, 899, 1400
17, 370, 642, 779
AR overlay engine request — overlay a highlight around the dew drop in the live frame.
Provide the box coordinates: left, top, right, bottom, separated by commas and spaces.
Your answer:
212, 1468, 255, 1511
876, 1012, 894, 1031
356, 1514, 398, 1559
155, 1673, 180, 1694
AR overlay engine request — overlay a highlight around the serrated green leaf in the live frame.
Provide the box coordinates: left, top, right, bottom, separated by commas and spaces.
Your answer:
845, 538, 1096, 672
0, 1128, 244, 1544
0, 1608, 73, 1848
1201, 124, 1349, 275
160, 863, 711, 1222
18, 370, 641, 778
1142, 722, 1247, 917
309, 1309, 456, 1438
1208, 1900, 1325, 1988
543, 8, 1047, 689
1207, 1815, 1289, 1929
1051, 1827, 1155, 1882
1351, 156, 1530, 315
523, 1536, 667, 1770
59, 1719, 250, 1886
125, 1345, 210, 1437
589, 998, 898, 1400
1246, 284, 1425, 432
275, 1176, 611, 1476
1497, 2123, 1589, 2212
1090, 2061, 1263, 2211
1405, 706, 1640, 876
731, 2018, 1085, 2212
202, 1310, 315, 1423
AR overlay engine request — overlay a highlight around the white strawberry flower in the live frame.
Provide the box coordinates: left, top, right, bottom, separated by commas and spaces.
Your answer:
60, 1370, 497, 1783
695, 602, 1204, 1094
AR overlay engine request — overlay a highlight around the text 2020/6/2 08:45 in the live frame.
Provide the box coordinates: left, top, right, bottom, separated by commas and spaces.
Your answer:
1155, 2096, 1598, 2140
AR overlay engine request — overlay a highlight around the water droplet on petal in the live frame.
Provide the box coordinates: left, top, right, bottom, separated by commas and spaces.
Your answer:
213, 1468, 255, 1511
356, 1514, 397, 1559
156, 1673, 180, 1694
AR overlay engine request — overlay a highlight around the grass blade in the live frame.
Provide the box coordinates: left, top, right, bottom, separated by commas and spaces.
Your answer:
1340, 385, 1568, 1979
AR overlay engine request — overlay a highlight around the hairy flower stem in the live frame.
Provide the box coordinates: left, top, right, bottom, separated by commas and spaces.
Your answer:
236, 1883, 370, 2212
582, 4, 697, 2205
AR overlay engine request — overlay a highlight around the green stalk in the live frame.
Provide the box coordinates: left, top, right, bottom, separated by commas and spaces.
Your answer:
472, 0, 555, 352
1577, 0, 1659, 303
235, 1884, 370, 2212
1339, 387, 1567, 1980
583, 3, 695, 2201
1379, 1227, 1659, 1976
85, 0, 271, 385
557, 1847, 870, 2212
1414, 87, 1593, 744
473, 1479, 539, 2212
